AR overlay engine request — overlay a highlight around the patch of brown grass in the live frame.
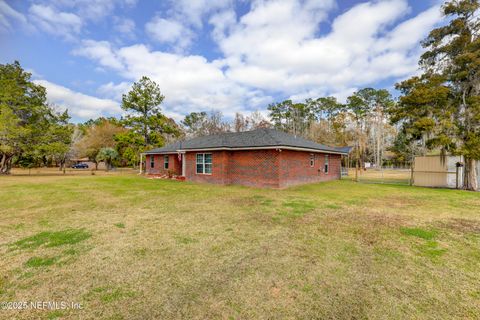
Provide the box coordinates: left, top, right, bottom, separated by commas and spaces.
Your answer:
442, 218, 480, 234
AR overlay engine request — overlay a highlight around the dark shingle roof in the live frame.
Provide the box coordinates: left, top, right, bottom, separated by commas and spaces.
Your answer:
145, 129, 349, 154
144, 141, 183, 154
335, 146, 354, 154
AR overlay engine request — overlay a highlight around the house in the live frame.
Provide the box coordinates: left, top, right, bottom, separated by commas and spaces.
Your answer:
413, 155, 480, 189
143, 128, 350, 188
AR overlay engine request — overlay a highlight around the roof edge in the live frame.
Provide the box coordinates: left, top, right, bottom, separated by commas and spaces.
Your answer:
143, 151, 179, 155
145, 145, 348, 155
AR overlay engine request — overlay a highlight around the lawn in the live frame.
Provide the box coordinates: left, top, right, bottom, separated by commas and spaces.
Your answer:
1, 174, 480, 319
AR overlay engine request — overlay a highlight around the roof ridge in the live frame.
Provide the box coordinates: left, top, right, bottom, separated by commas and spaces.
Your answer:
144, 128, 349, 155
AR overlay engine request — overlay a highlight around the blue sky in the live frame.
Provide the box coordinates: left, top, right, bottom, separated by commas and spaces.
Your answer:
1, 0, 444, 122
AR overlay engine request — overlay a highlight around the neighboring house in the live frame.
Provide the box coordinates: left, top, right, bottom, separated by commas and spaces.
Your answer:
143, 128, 350, 188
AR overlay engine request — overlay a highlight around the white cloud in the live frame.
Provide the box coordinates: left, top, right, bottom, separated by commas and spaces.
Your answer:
19, 0, 139, 40
218, 0, 442, 97
74, 41, 272, 118
113, 17, 136, 39
375, 4, 442, 52
72, 40, 124, 70
28, 4, 82, 40
114, 44, 271, 117
209, 9, 236, 42
97, 81, 132, 100
145, 17, 193, 49
34, 80, 121, 119
0, 0, 27, 32
168, 0, 232, 29
38, 0, 138, 21
76, 0, 120, 21
144, 0, 233, 50
74, 0, 443, 120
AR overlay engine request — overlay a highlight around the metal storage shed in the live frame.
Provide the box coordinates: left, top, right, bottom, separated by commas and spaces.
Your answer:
413, 156, 462, 188
413, 155, 480, 189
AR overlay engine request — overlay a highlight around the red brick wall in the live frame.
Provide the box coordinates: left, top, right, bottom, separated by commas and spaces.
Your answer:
184, 151, 229, 185
146, 154, 182, 176
278, 150, 341, 188
158, 149, 341, 188
184, 150, 280, 187
226, 150, 280, 188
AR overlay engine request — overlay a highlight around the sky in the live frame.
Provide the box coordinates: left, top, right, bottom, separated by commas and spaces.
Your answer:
0, 0, 444, 123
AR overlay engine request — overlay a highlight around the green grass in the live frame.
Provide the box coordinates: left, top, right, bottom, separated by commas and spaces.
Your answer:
0, 174, 480, 319
174, 235, 198, 245
86, 286, 136, 303
24, 256, 58, 268
279, 199, 316, 217
46, 310, 64, 320
100, 288, 135, 303
400, 227, 438, 240
418, 241, 448, 259
10, 229, 91, 250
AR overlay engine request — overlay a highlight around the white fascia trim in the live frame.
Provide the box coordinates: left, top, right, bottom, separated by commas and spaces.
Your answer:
175, 146, 347, 155
143, 151, 180, 155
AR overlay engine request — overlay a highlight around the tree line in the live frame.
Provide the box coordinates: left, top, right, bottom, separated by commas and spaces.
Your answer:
0, 1, 478, 189
267, 88, 397, 171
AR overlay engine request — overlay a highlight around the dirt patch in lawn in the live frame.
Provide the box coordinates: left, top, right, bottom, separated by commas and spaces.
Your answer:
442, 218, 480, 234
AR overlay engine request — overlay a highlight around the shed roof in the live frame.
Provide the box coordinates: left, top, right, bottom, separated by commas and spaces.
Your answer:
145, 128, 350, 155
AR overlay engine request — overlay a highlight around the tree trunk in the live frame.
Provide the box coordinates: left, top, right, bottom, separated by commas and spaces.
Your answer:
377, 122, 383, 168
355, 159, 359, 182
0, 154, 5, 173
464, 158, 478, 191
355, 143, 360, 182
0, 154, 13, 175
144, 114, 149, 146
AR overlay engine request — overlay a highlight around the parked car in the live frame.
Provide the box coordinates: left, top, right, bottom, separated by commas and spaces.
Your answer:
71, 163, 89, 169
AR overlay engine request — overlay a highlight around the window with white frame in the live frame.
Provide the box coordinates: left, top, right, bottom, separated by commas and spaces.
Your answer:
196, 153, 212, 174
310, 154, 315, 167
150, 155, 154, 168
164, 155, 169, 169
324, 155, 329, 174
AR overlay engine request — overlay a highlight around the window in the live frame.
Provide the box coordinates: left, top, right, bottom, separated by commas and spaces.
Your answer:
196, 153, 212, 174
324, 155, 329, 174
310, 154, 315, 167
150, 155, 154, 168
164, 155, 169, 169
